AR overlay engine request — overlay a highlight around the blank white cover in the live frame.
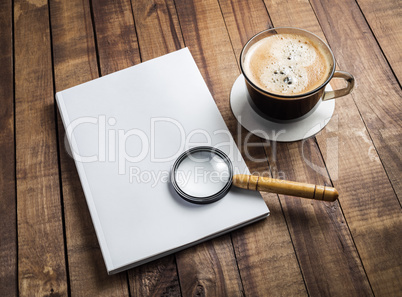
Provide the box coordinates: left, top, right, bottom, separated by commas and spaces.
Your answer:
56, 48, 269, 274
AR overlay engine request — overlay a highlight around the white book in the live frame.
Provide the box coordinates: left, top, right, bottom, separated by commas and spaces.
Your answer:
56, 48, 269, 274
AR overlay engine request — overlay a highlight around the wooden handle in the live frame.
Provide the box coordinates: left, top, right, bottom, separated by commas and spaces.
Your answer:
232, 174, 338, 202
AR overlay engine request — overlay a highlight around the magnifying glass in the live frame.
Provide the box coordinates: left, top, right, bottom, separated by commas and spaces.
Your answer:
171, 147, 338, 204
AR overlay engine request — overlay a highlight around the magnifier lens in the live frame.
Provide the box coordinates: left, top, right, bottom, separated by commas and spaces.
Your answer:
172, 147, 233, 204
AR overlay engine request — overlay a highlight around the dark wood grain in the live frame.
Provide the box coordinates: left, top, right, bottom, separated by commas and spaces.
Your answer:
219, 1, 372, 296
310, 0, 402, 202
4, 0, 401, 294
231, 164, 308, 296
50, 0, 98, 86
218, 0, 272, 61
309, 0, 402, 294
312, 0, 402, 204
271, 141, 373, 297
356, 0, 402, 84
131, 0, 184, 61
0, 0, 17, 296
176, 237, 244, 297
263, 0, 402, 295
49, 0, 131, 295
91, 0, 141, 74
14, 0, 67, 295
129, 256, 181, 297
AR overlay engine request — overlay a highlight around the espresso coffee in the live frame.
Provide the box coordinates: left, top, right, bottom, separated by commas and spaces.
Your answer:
243, 33, 333, 96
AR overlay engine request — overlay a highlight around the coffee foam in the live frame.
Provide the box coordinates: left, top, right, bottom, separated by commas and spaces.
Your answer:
244, 34, 332, 95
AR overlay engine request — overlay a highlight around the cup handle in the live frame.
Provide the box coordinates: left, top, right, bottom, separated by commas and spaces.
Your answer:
322, 71, 355, 101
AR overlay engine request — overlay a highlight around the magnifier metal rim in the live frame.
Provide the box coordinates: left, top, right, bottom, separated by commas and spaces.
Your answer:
171, 146, 233, 204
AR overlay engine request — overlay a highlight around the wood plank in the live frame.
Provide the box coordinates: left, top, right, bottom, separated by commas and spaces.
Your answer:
218, 0, 272, 61
91, 0, 182, 295
14, 0, 68, 295
175, 237, 243, 297
131, 0, 184, 61
0, 0, 17, 296
174, 0, 307, 296
91, 0, 141, 74
355, 0, 402, 84
262, 0, 402, 295
309, 0, 402, 201
128, 256, 182, 296
269, 141, 373, 297
308, 0, 402, 294
49, 0, 131, 295
219, 1, 372, 296
231, 151, 308, 296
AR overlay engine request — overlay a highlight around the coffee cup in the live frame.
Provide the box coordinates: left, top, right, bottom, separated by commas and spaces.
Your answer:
240, 27, 354, 120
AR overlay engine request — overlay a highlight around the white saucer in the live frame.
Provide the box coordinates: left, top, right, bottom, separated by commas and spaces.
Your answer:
230, 75, 335, 142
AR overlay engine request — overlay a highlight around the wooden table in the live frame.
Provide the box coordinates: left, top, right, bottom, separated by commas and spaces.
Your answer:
1, 0, 401, 296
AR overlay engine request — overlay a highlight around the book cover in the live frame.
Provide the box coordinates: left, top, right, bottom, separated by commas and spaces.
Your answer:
56, 48, 269, 274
